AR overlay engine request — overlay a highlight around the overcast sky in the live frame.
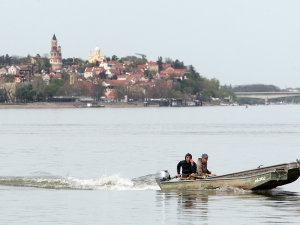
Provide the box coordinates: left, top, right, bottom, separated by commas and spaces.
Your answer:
1, 0, 300, 88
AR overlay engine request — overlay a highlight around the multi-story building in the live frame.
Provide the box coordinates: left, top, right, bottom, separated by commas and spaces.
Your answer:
7, 65, 20, 75
84, 67, 95, 78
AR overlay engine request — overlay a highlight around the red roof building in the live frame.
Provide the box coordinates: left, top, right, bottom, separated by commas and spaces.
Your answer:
85, 67, 94, 72
94, 67, 104, 74
49, 73, 62, 79
108, 61, 119, 64
147, 62, 157, 66
105, 91, 115, 99
114, 63, 123, 68
138, 65, 146, 69
160, 69, 187, 74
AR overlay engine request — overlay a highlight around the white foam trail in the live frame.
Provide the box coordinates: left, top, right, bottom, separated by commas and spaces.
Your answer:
65, 174, 136, 190
0, 174, 160, 190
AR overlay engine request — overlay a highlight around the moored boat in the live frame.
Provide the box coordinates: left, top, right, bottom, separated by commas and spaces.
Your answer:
155, 159, 300, 190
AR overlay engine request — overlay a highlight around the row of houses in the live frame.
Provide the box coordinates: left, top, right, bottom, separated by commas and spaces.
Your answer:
0, 65, 34, 76
83, 61, 187, 80
1, 58, 189, 101
0, 65, 37, 83
73, 61, 188, 100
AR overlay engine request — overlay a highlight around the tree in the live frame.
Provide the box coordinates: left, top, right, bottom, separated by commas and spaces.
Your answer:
77, 63, 86, 73
0, 80, 15, 102
43, 53, 49, 58
232, 84, 280, 92
15, 84, 37, 102
61, 70, 69, 81
4, 75, 15, 83
91, 83, 105, 100
99, 71, 106, 79
111, 74, 118, 80
112, 55, 119, 61
121, 56, 138, 63
44, 58, 51, 68
106, 57, 111, 62
31, 76, 45, 98
172, 59, 185, 69
170, 91, 183, 98
126, 85, 145, 100
43, 83, 60, 97
114, 84, 125, 101
74, 82, 91, 96
169, 73, 178, 81
51, 78, 65, 87
11, 56, 21, 65
146, 80, 171, 99
0, 55, 4, 64
5, 54, 11, 64
144, 70, 150, 77
136, 58, 147, 66
157, 56, 163, 71
164, 57, 172, 64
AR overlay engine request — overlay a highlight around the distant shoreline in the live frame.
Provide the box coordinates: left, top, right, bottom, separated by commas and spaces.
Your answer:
0, 101, 217, 109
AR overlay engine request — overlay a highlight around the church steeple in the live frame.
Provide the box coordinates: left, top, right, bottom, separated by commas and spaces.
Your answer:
50, 34, 62, 71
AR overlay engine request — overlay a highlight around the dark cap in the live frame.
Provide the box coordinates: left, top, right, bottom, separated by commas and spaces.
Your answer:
185, 153, 192, 159
202, 153, 208, 158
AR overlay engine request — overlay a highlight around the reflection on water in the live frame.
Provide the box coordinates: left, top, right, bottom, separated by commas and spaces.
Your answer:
156, 189, 300, 224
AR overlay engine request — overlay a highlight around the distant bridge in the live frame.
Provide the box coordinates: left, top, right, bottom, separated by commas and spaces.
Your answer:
234, 92, 300, 103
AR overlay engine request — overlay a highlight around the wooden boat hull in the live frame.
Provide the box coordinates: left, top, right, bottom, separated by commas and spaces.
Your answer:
157, 160, 300, 190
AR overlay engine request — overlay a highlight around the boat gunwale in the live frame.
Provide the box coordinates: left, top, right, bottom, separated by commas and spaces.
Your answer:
206, 161, 299, 179
162, 170, 287, 184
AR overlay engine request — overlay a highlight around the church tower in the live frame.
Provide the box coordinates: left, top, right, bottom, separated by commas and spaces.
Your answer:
50, 34, 63, 71
70, 67, 78, 85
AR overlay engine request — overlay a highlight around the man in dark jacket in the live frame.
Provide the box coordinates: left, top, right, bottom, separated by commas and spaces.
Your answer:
177, 153, 197, 178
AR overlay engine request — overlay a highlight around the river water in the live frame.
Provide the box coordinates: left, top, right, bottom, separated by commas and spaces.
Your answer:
0, 105, 300, 224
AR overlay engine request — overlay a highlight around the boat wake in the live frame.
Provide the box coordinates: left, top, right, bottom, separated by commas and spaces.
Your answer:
0, 174, 160, 190
215, 186, 250, 193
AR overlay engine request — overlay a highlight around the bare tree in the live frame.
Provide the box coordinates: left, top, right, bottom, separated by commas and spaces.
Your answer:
91, 83, 105, 100
31, 76, 46, 97
0, 79, 15, 102
146, 80, 171, 99
43, 53, 49, 59
126, 85, 145, 100
164, 57, 172, 64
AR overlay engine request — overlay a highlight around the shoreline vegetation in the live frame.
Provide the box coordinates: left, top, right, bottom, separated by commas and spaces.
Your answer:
0, 101, 219, 109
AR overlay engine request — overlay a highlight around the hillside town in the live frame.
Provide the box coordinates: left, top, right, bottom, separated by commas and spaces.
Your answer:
0, 34, 250, 104
0, 34, 231, 104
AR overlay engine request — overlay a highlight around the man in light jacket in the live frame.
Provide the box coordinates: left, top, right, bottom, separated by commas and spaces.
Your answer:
197, 153, 212, 176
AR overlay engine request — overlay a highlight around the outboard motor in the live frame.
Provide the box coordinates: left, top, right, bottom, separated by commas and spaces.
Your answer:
155, 170, 171, 188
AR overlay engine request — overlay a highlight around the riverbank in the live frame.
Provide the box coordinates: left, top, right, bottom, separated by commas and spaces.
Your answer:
0, 101, 218, 109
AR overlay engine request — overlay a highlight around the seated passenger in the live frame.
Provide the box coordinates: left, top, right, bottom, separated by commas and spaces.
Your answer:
177, 153, 197, 178
197, 153, 212, 176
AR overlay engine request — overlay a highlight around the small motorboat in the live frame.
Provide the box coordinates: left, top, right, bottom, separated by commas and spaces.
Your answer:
155, 159, 300, 190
